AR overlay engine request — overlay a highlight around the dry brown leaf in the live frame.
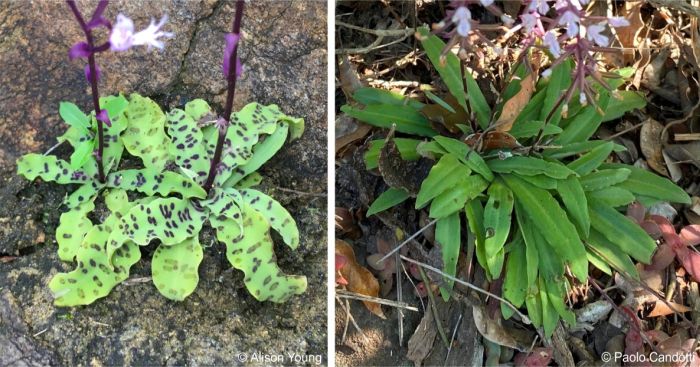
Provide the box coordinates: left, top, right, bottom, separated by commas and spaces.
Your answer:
336, 114, 372, 153
464, 131, 520, 150
618, 2, 645, 66
495, 72, 536, 132
336, 239, 385, 318
421, 94, 469, 134
407, 308, 438, 366
472, 305, 532, 352
646, 300, 692, 318
338, 55, 363, 98
640, 119, 669, 176
665, 141, 700, 169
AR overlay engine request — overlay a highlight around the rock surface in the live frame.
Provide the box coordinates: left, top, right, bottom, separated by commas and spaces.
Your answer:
0, 0, 327, 365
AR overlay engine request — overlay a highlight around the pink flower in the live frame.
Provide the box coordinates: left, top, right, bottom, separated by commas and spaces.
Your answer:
543, 31, 561, 57
586, 21, 609, 46
110, 14, 173, 52
608, 16, 630, 27
521, 12, 542, 34
452, 6, 472, 37
559, 10, 580, 38
527, 0, 550, 15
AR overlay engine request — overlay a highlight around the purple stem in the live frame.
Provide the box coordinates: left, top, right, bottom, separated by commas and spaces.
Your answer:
203, 0, 245, 193
66, 0, 106, 183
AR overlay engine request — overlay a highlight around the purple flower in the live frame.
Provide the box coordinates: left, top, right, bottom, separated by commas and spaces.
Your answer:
479, 0, 494, 6
96, 109, 111, 127
586, 21, 609, 46
527, 0, 550, 15
84, 64, 100, 81
69, 42, 91, 59
110, 14, 173, 52
452, 6, 472, 37
558, 10, 580, 38
543, 31, 561, 57
222, 33, 243, 77
608, 16, 631, 27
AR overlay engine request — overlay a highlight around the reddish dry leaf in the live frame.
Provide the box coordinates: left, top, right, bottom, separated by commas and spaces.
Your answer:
336, 239, 385, 318
648, 243, 676, 271
514, 348, 553, 367
628, 202, 646, 222
495, 72, 536, 132
464, 131, 520, 150
646, 299, 691, 318
680, 225, 700, 246
336, 254, 349, 286
674, 247, 700, 282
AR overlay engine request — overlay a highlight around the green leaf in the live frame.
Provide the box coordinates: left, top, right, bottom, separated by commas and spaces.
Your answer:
513, 87, 547, 126
123, 94, 170, 170
587, 250, 612, 275
567, 141, 614, 176
502, 236, 528, 309
586, 186, 636, 207
483, 180, 513, 278
585, 229, 640, 279
515, 174, 558, 190
352, 87, 424, 109
69, 139, 95, 170
543, 140, 626, 160
233, 172, 263, 189
544, 278, 575, 327
364, 138, 421, 170
424, 90, 456, 113
63, 183, 102, 209
239, 188, 300, 249
602, 91, 646, 122
601, 163, 691, 204
106, 169, 206, 199
223, 123, 289, 187
463, 70, 491, 129
165, 107, 211, 184
465, 199, 489, 276
433, 136, 494, 181
102, 94, 129, 119
487, 156, 576, 179
504, 174, 588, 282
152, 237, 204, 301
416, 154, 471, 209
540, 61, 572, 126
56, 199, 95, 262
49, 190, 141, 306
367, 188, 410, 217
214, 202, 307, 302
557, 177, 590, 237
539, 277, 559, 338
509, 120, 562, 139
99, 95, 129, 174
436, 212, 461, 301
341, 104, 436, 137
184, 99, 214, 121
588, 198, 656, 264
579, 168, 631, 191
17, 153, 92, 184
429, 175, 487, 218
107, 198, 207, 260
59, 102, 90, 131
555, 93, 611, 145
525, 283, 543, 328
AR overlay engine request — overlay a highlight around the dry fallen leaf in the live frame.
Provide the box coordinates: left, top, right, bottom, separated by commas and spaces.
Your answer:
407, 307, 438, 366
472, 305, 532, 352
336, 239, 385, 318
495, 72, 536, 132
640, 118, 669, 176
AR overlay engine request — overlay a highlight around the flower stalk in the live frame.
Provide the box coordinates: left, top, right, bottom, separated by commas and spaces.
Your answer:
203, 0, 245, 193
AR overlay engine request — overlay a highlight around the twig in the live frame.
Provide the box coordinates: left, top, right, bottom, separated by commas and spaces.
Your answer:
273, 186, 327, 197
32, 328, 48, 337
400, 254, 532, 324
335, 295, 366, 340
445, 313, 463, 363
419, 266, 450, 349
336, 289, 419, 311
603, 121, 645, 140
378, 218, 438, 263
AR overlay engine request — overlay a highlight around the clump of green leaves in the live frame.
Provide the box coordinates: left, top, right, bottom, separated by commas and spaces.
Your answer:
347, 27, 690, 337
18, 94, 306, 306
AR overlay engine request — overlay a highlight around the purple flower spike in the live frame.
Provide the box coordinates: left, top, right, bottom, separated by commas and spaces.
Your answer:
84, 64, 100, 82
96, 109, 111, 127
69, 42, 91, 59
222, 33, 242, 77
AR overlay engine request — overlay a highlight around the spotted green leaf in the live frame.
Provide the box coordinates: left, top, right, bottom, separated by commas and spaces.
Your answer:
214, 202, 306, 302
152, 237, 203, 301
239, 188, 299, 249
56, 199, 95, 262
122, 94, 170, 170
223, 123, 289, 187
64, 182, 102, 209
107, 198, 207, 260
184, 99, 214, 121
166, 107, 210, 184
106, 169, 206, 199
17, 153, 92, 184
483, 180, 513, 278
100, 95, 129, 174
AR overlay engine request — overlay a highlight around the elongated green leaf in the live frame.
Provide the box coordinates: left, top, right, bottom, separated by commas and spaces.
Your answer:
424, 90, 456, 113
59, 102, 90, 131
509, 120, 562, 139
436, 212, 461, 301
588, 198, 656, 264
502, 236, 528, 309
586, 186, 636, 207
539, 277, 559, 338
602, 91, 646, 122
601, 163, 691, 204
515, 174, 558, 190
587, 250, 612, 275
56, 199, 95, 262
557, 177, 590, 237
69, 139, 94, 170
483, 180, 513, 278
580, 168, 630, 191
224, 124, 289, 187
544, 140, 626, 160
525, 225, 539, 288
152, 237, 203, 301
239, 188, 300, 249
352, 87, 424, 109
367, 188, 410, 216
585, 229, 640, 279
433, 136, 493, 181
17, 153, 92, 184
364, 138, 421, 170
465, 199, 489, 276
106, 169, 206, 199
463, 70, 491, 129
525, 283, 543, 328
214, 202, 307, 302
545, 279, 575, 327
555, 93, 611, 145
505, 175, 588, 282
341, 104, 436, 137
416, 154, 471, 208
488, 156, 575, 179
540, 61, 572, 126
567, 141, 614, 176
429, 175, 487, 218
